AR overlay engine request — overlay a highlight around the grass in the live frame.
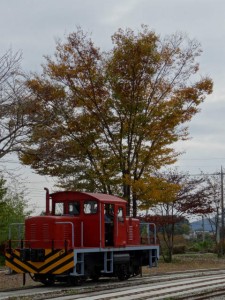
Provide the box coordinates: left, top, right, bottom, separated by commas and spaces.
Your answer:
143, 252, 225, 275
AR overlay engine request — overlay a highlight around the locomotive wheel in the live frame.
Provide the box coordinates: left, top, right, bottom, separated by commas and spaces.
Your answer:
68, 275, 85, 286
133, 265, 141, 276
38, 274, 55, 286
90, 268, 101, 282
90, 273, 100, 282
117, 264, 130, 281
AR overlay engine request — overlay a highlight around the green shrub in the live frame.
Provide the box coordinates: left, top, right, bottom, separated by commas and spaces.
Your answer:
188, 240, 214, 253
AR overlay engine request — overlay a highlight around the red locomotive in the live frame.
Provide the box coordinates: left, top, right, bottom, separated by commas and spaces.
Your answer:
5, 189, 159, 285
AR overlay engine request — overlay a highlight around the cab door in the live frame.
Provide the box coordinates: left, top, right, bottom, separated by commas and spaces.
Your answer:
114, 205, 127, 247
104, 203, 114, 246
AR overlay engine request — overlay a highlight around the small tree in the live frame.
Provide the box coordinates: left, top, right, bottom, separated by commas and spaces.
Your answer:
141, 169, 215, 262
0, 49, 29, 159
0, 175, 30, 246
203, 173, 223, 256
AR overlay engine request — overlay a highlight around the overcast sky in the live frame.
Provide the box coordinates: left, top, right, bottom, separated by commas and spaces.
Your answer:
1, 0, 225, 211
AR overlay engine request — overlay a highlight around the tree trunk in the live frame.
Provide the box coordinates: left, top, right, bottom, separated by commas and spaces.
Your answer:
123, 180, 131, 216
132, 192, 137, 218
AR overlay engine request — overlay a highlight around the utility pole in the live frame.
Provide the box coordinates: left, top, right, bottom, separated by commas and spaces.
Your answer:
202, 215, 205, 242
221, 166, 224, 254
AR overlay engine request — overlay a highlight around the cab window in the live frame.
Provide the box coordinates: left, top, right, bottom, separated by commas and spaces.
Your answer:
55, 202, 64, 215
104, 203, 114, 223
69, 202, 80, 215
118, 207, 124, 222
84, 201, 98, 214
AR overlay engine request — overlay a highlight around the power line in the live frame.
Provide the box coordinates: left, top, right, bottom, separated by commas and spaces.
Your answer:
179, 157, 225, 161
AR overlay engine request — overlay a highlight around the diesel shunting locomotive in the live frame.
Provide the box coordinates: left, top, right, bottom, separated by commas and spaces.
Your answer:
5, 189, 159, 285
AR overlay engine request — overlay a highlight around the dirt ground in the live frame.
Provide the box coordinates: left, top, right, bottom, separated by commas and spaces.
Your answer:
0, 268, 41, 290
1, 253, 225, 290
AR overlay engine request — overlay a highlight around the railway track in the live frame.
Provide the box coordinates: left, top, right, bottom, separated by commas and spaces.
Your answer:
1, 270, 225, 299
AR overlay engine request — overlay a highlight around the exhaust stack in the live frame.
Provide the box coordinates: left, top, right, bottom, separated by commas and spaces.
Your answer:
44, 188, 50, 215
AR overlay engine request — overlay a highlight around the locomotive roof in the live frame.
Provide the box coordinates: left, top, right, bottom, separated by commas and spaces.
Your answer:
50, 191, 127, 204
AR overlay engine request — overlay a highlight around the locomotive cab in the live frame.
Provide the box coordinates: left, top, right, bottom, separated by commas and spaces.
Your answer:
39, 189, 128, 248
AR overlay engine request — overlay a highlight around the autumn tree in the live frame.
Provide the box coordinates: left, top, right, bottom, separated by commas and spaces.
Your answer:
20, 26, 213, 216
0, 49, 29, 159
142, 169, 215, 262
